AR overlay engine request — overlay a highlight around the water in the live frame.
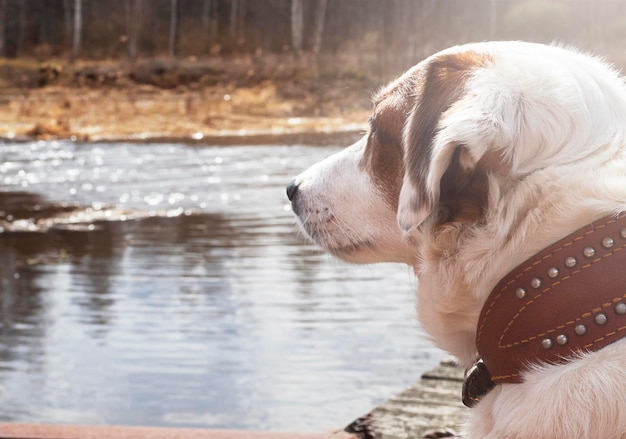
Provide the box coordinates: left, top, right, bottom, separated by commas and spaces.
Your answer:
0, 140, 444, 432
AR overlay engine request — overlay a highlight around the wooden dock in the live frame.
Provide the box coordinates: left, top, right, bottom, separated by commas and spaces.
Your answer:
0, 361, 467, 439
0, 424, 352, 439
345, 360, 468, 439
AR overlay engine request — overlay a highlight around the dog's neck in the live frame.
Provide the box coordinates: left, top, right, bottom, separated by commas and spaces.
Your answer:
465, 214, 626, 405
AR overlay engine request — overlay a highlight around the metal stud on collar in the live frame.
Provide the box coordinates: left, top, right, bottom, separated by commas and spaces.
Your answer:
602, 237, 615, 248
547, 267, 559, 278
564, 256, 577, 268
594, 313, 608, 325
574, 324, 587, 335
515, 287, 527, 299
556, 334, 568, 345
615, 302, 626, 315
621, 228, 626, 239
583, 246, 596, 258
541, 338, 553, 349
530, 277, 542, 289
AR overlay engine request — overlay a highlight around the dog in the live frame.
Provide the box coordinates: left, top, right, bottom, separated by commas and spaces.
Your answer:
287, 41, 626, 438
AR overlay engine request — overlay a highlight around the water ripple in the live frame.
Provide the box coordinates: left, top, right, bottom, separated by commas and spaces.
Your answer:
0, 140, 444, 431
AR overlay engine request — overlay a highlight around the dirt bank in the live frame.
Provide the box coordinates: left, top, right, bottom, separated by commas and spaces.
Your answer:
0, 55, 377, 144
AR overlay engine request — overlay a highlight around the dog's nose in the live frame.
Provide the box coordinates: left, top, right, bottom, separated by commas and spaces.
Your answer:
286, 180, 299, 201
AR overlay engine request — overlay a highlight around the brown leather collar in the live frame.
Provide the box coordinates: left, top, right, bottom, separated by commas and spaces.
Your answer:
465, 214, 626, 406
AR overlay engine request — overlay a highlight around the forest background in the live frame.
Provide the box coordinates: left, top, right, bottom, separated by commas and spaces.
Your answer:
1, 0, 626, 142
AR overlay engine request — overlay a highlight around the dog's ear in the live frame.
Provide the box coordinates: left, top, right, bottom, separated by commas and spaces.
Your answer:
398, 51, 499, 232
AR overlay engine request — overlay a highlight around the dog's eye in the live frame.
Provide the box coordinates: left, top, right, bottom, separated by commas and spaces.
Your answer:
370, 129, 378, 140
369, 123, 402, 153
368, 117, 378, 134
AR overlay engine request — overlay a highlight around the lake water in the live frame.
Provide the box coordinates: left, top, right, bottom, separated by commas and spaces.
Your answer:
0, 140, 444, 432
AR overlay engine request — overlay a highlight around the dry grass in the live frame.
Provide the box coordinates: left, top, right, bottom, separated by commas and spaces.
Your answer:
0, 56, 374, 142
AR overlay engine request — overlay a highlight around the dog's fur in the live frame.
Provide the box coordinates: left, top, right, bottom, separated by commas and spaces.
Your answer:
288, 41, 626, 438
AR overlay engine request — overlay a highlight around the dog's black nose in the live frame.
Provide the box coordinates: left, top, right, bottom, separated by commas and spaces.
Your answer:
286, 180, 299, 201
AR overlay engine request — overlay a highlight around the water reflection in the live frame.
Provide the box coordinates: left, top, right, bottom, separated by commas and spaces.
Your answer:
0, 141, 444, 431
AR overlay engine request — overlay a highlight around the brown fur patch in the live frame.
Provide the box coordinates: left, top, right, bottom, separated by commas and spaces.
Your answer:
404, 50, 492, 224
438, 147, 489, 224
361, 78, 416, 208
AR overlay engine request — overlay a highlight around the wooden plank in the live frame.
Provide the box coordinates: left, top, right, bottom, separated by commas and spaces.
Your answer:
345, 361, 468, 439
0, 424, 355, 439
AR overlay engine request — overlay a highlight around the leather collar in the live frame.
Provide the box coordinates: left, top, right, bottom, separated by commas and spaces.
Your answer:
464, 214, 626, 407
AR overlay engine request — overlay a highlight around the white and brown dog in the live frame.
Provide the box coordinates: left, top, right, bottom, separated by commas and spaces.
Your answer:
287, 41, 626, 438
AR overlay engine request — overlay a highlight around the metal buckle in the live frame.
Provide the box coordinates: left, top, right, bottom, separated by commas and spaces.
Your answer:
462, 358, 495, 408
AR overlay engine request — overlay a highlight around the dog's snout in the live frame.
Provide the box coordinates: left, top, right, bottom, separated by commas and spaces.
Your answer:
286, 179, 299, 202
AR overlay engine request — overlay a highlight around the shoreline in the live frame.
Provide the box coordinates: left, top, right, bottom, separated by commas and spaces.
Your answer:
0, 124, 366, 147
0, 57, 375, 147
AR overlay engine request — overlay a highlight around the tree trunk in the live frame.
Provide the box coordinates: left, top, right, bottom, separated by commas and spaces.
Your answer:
0, 0, 6, 57
71, 0, 82, 59
229, 0, 238, 40
168, 0, 177, 57
126, 0, 142, 59
63, 0, 72, 46
17, 0, 27, 56
126, 0, 133, 57
202, 0, 211, 31
142, 0, 157, 56
209, 0, 218, 45
202, 0, 211, 49
237, 0, 246, 45
312, 0, 327, 55
291, 0, 303, 52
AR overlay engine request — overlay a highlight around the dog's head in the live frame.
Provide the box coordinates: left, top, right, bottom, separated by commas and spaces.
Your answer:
288, 42, 626, 271
289, 43, 626, 435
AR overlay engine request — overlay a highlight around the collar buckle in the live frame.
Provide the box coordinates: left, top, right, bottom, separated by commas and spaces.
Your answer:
462, 358, 495, 408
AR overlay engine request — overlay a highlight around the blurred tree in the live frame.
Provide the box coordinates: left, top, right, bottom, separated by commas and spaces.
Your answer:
17, 0, 26, 56
71, 0, 82, 59
126, 0, 143, 59
312, 0, 327, 55
291, 0, 303, 51
169, 0, 178, 57
63, 0, 72, 47
0, 0, 623, 72
229, 0, 238, 41
202, 0, 218, 46
202, 0, 211, 31
237, 0, 246, 46
0, 0, 5, 56
208, 0, 218, 45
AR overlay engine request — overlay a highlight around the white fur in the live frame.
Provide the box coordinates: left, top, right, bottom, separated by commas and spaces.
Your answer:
290, 41, 626, 438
